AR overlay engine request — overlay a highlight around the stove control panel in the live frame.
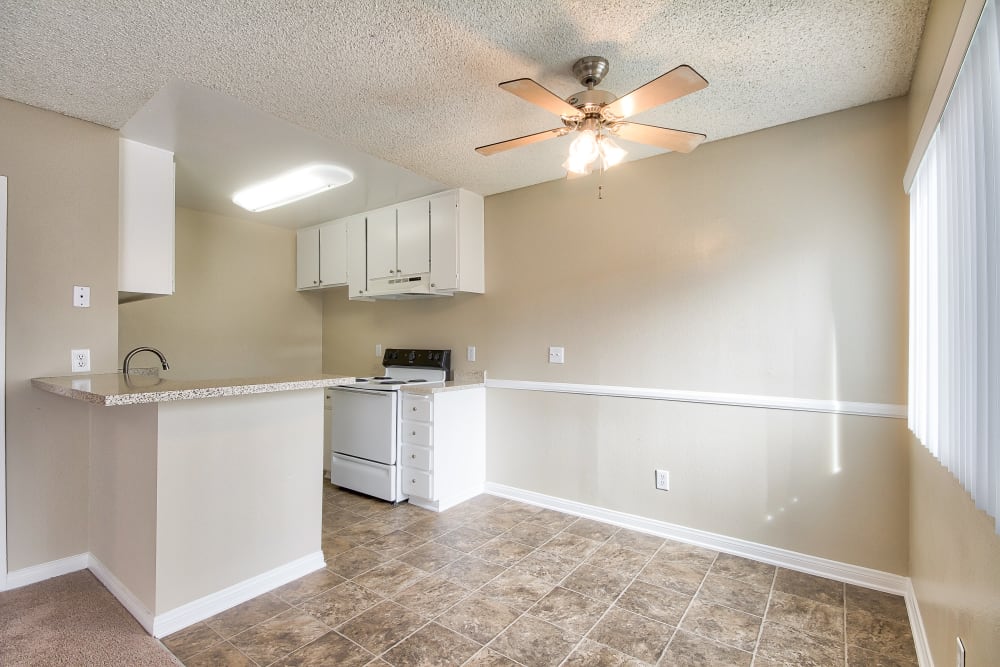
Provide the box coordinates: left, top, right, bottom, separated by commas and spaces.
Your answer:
382, 349, 452, 373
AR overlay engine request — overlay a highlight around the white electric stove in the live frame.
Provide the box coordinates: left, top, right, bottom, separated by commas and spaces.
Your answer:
328, 349, 451, 502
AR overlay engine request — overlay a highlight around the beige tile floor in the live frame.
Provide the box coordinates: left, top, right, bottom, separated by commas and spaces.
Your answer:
163, 481, 919, 666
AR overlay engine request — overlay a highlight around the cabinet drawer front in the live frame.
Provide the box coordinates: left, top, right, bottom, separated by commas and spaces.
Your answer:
402, 468, 432, 499
402, 395, 432, 421
400, 444, 432, 471
401, 421, 431, 447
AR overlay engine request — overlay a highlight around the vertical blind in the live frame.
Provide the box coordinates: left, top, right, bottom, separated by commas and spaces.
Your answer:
909, 0, 1000, 533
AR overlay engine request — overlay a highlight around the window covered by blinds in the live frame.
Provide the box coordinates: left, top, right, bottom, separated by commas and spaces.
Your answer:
908, 0, 1000, 532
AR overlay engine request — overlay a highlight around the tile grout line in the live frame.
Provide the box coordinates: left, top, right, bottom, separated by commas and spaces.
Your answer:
748, 564, 778, 667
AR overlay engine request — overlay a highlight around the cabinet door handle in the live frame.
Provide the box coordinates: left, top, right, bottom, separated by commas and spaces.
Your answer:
411, 406, 417, 412
312, 280, 318, 284
411, 478, 416, 484
411, 430, 416, 436
410, 453, 416, 459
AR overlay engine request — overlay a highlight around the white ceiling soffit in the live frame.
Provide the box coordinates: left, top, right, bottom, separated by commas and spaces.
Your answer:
121, 81, 446, 229
1, 1, 929, 202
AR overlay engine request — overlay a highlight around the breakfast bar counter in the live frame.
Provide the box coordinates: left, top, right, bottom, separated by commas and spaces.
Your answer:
33, 371, 354, 637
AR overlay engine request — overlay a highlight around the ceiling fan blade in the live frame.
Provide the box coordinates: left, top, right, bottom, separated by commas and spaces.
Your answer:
613, 122, 706, 154
603, 65, 708, 120
499, 78, 583, 119
475, 128, 567, 156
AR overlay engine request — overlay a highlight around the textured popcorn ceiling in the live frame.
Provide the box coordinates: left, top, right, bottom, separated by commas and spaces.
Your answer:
1, 1, 928, 207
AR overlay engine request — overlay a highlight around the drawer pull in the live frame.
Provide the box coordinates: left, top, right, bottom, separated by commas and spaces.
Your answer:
411, 478, 416, 484
411, 430, 416, 435
410, 453, 416, 459
411, 406, 417, 412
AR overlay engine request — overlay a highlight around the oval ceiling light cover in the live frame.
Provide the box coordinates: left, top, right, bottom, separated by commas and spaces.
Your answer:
232, 163, 354, 212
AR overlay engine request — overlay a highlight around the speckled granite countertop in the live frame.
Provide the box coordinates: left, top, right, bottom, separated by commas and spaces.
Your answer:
32, 373, 356, 406
401, 380, 486, 395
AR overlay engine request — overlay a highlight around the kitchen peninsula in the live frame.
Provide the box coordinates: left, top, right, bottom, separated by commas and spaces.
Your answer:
32, 372, 354, 637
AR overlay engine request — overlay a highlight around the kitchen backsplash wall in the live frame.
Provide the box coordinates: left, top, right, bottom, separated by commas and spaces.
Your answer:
119, 207, 323, 380
1, 98, 120, 570
322, 97, 911, 573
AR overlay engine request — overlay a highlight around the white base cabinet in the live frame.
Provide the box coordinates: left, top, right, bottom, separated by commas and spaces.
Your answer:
400, 388, 485, 512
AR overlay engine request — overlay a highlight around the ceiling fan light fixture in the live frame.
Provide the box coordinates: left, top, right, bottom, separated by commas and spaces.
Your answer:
232, 163, 354, 212
562, 155, 593, 175
598, 135, 627, 168
568, 129, 600, 162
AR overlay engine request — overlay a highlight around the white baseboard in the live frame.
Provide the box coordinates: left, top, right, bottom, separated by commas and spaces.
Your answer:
486, 483, 934, 663
88, 554, 155, 634
905, 578, 933, 667
150, 551, 326, 638
3, 553, 89, 591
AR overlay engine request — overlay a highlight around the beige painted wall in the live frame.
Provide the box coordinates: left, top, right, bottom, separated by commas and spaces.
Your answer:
0, 98, 119, 570
324, 98, 911, 572
119, 207, 323, 380
909, 437, 1000, 666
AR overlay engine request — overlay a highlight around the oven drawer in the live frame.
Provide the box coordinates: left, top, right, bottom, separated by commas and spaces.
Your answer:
402, 395, 432, 421
402, 468, 432, 499
401, 443, 432, 471
400, 421, 431, 447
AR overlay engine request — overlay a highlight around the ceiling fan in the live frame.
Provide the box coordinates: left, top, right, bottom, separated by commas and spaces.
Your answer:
475, 56, 709, 175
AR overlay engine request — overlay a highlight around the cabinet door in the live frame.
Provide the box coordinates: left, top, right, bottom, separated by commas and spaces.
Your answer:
430, 192, 459, 290
396, 199, 430, 276
319, 220, 347, 286
366, 208, 397, 280
296, 227, 320, 289
345, 214, 369, 298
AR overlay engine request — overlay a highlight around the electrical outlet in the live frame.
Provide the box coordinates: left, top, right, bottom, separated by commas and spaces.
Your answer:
655, 469, 670, 491
548, 346, 565, 364
73, 285, 90, 308
375, 343, 382, 358
467, 346, 476, 362
956, 637, 965, 667
71, 349, 91, 373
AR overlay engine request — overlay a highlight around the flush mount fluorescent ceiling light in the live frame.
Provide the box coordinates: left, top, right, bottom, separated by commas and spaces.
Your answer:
232, 164, 354, 212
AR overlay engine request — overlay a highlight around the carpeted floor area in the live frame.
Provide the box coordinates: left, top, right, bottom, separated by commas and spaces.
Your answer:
0, 570, 181, 666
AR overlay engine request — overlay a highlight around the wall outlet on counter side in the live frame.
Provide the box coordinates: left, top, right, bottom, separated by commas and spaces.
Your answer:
375, 343, 382, 358
655, 469, 670, 491
71, 349, 91, 373
467, 346, 476, 362
548, 346, 565, 364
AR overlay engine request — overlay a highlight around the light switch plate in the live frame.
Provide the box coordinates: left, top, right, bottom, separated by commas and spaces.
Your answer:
548, 346, 565, 364
375, 343, 382, 358
467, 346, 476, 362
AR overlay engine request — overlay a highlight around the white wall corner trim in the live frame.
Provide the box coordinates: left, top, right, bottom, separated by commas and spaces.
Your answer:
150, 551, 326, 638
2, 552, 89, 592
88, 554, 156, 635
485, 379, 907, 419
485, 482, 929, 662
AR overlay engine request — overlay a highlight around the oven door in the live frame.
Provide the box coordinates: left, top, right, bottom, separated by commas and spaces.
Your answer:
328, 386, 398, 465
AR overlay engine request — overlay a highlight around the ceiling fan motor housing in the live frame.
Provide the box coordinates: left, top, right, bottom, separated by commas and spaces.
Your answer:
572, 56, 609, 88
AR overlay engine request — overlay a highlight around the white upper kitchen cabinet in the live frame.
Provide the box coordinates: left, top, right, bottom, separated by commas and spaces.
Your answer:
296, 219, 348, 290
396, 199, 431, 276
346, 214, 371, 301
319, 221, 347, 285
119, 138, 175, 302
296, 227, 321, 289
430, 189, 484, 293
365, 207, 398, 281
